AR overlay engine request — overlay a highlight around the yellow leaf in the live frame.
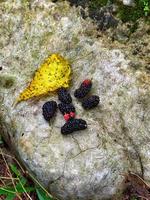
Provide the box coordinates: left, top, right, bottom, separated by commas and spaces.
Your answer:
15, 54, 71, 105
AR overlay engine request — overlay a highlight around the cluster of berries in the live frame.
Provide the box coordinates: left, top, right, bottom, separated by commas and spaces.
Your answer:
57, 88, 87, 134
74, 79, 99, 109
42, 79, 99, 135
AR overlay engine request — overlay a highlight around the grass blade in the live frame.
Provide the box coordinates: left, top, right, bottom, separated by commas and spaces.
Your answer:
16, 177, 27, 188
0, 187, 16, 195
36, 187, 53, 200
10, 164, 20, 177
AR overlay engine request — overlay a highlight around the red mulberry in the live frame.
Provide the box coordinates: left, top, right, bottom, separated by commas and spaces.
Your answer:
42, 101, 57, 121
61, 118, 87, 135
63, 113, 71, 121
58, 103, 75, 115
74, 79, 92, 99
63, 112, 76, 121
58, 88, 72, 104
70, 112, 75, 118
82, 95, 99, 109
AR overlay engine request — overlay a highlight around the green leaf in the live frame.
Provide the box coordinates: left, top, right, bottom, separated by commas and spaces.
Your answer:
5, 194, 16, 200
15, 182, 35, 193
16, 177, 27, 188
17, 186, 35, 193
10, 164, 20, 177
0, 187, 16, 195
23, 186, 35, 192
35, 187, 53, 200
15, 177, 34, 193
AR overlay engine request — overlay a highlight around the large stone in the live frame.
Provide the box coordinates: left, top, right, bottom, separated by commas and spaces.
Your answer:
0, 1, 150, 200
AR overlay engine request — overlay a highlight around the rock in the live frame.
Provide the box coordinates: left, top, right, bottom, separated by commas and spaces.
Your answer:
0, 1, 150, 200
68, 0, 118, 31
112, 29, 129, 43
122, 0, 135, 6
88, 5, 118, 31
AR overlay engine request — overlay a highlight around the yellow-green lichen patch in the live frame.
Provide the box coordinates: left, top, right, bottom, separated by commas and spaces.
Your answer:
0, 75, 15, 89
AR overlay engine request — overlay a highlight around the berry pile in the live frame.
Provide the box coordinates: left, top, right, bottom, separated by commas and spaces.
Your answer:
42, 79, 99, 135
58, 103, 75, 121
74, 79, 92, 99
57, 88, 87, 134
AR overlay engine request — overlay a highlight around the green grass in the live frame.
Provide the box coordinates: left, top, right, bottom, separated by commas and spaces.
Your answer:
87, 0, 150, 22
88, 0, 109, 9
140, 0, 150, 16
117, 0, 150, 22
0, 150, 55, 200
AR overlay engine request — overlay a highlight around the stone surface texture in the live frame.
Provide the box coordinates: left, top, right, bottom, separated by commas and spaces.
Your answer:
0, 1, 150, 200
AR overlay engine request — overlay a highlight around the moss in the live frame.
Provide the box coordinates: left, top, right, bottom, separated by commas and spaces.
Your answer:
0, 76, 15, 89
129, 22, 139, 33
89, 0, 149, 22
68, 0, 149, 25
88, 0, 108, 10
117, 1, 146, 22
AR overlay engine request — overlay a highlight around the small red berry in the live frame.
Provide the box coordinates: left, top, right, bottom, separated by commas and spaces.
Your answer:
70, 112, 75, 118
82, 79, 91, 86
64, 113, 70, 121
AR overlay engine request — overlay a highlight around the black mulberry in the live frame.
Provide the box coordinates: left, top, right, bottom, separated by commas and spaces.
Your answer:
82, 95, 99, 109
74, 79, 92, 99
58, 103, 75, 115
42, 101, 57, 121
58, 88, 72, 104
61, 118, 87, 135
